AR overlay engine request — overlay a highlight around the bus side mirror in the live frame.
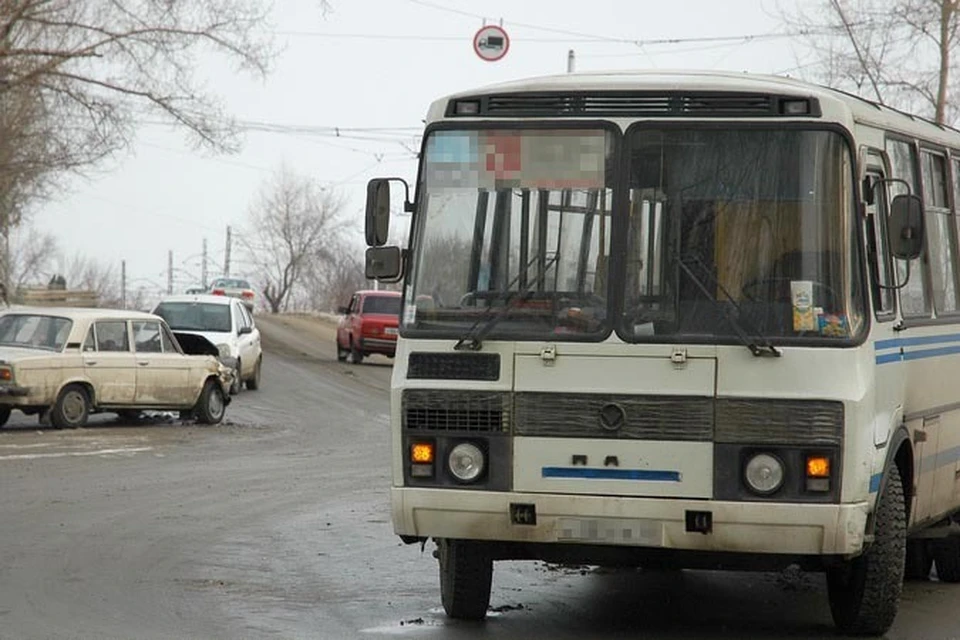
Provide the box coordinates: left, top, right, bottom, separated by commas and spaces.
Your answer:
365, 179, 391, 247
889, 193, 925, 261
365, 246, 402, 281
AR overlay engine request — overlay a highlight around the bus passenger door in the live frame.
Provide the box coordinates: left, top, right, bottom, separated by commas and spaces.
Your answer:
865, 165, 916, 515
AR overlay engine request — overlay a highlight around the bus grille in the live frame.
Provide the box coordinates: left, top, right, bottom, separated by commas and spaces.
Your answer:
514, 393, 714, 440
447, 92, 788, 118
407, 352, 500, 381
402, 390, 508, 432
715, 399, 843, 445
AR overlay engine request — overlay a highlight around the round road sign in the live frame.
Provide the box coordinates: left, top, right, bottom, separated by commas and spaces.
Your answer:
473, 25, 510, 62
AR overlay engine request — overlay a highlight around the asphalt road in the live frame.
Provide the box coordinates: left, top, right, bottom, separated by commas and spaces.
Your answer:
0, 314, 958, 640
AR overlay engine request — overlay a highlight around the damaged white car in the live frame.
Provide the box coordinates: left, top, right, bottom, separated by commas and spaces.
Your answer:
0, 308, 234, 428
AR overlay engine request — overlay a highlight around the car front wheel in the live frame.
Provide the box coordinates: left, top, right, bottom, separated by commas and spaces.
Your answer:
229, 360, 242, 395
0, 406, 10, 427
51, 384, 90, 429
194, 380, 226, 425
246, 358, 261, 391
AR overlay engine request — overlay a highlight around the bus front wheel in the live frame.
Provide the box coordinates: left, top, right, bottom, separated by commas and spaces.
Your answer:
436, 538, 492, 621
826, 464, 906, 636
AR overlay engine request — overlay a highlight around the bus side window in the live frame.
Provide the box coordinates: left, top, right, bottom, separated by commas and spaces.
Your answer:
887, 138, 930, 317
922, 149, 959, 315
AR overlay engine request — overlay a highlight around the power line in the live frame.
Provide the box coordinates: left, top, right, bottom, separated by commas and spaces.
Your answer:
401, 0, 840, 47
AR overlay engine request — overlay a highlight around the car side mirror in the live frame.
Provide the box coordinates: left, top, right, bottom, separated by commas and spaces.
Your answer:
337, 306, 350, 315
238, 326, 253, 335
889, 193, 925, 260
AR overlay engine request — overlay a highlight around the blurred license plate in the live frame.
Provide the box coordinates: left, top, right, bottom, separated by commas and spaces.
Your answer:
556, 517, 661, 545
385, 327, 398, 335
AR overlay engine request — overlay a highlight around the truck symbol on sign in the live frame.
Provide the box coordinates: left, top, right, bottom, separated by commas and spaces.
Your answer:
478, 35, 504, 50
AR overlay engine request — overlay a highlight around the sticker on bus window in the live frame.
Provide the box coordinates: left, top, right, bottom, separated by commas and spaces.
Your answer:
791, 280, 816, 331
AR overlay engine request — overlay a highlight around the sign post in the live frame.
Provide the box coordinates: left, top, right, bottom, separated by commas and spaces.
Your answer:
473, 25, 510, 62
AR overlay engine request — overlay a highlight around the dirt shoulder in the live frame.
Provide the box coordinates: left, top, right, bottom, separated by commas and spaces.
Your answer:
254, 313, 338, 361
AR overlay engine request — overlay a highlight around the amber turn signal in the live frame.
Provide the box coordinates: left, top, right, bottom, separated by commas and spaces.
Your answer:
806, 456, 830, 478
411, 442, 434, 464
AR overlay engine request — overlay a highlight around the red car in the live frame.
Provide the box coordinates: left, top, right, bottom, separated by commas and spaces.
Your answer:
336, 290, 401, 363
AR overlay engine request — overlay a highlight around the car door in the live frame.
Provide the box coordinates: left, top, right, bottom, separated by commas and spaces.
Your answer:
337, 295, 355, 347
132, 320, 190, 405
82, 320, 136, 405
349, 294, 362, 343
232, 302, 254, 377
237, 303, 260, 375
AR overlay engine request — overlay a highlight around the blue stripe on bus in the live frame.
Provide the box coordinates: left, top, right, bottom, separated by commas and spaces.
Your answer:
876, 333, 960, 350
875, 352, 903, 364
875, 333, 960, 364
870, 446, 960, 494
542, 467, 682, 482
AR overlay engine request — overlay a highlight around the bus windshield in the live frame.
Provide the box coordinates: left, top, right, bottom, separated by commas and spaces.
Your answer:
405, 125, 866, 345
406, 127, 615, 340
621, 127, 865, 343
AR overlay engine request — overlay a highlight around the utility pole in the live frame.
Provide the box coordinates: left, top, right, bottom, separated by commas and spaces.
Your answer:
167, 250, 173, 294
201, 238, 208, 289
121, 260, 127, 309
223, 226, 232, 277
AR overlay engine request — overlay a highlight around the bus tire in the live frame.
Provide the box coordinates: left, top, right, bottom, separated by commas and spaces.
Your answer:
904, 539, 933, 580
437, 538, 492, 621
826, 464, 905, 636
932, 536, 960, 582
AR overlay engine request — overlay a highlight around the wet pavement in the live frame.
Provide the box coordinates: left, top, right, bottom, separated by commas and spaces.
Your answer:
0, 314, 957, 639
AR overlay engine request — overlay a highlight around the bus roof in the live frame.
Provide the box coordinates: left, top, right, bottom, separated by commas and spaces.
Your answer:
427, 69, 960, 148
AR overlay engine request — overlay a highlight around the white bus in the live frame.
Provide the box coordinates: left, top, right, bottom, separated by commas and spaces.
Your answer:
364, 70, 960, 635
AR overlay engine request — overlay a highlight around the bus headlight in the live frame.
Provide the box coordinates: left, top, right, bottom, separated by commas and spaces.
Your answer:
448, 442, 485, 483
744, 453, 784, 495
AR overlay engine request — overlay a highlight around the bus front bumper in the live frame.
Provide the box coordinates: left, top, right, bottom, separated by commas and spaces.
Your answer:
392, 487, 870, 556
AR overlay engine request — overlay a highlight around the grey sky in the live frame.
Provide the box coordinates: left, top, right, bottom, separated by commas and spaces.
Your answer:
37, 0, 803, 302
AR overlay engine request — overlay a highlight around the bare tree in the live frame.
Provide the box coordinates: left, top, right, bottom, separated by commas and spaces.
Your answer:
58, 251, 121, 306
781, 0, 960, 124
7, 222, 57, 291
242, 166, 348, 313
0, 0, 276, 283
303, 238, 366, 311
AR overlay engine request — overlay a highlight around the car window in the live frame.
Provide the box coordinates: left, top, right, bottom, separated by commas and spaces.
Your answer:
96, 321, 129, 352
160, 324, 179, 353
230, 303, 244, 333
133, 321, 162, 353
83, 326, 96, 352
237, 303, 251, 330
362, 295, 401, 315
0, 314, 73, 351
154, 302, 232, 332
349, 294, 359, 314
240, 304, 254, 328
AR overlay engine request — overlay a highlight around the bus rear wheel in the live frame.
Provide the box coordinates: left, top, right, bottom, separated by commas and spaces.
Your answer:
826, 465, 905, 636
932, 535, 960, 582
436, 538, 492, 621
905, 539, 933, 580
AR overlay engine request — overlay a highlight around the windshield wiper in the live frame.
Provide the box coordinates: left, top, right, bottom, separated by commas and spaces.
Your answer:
675, 253, 781, 358
453, 253, 560, 351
